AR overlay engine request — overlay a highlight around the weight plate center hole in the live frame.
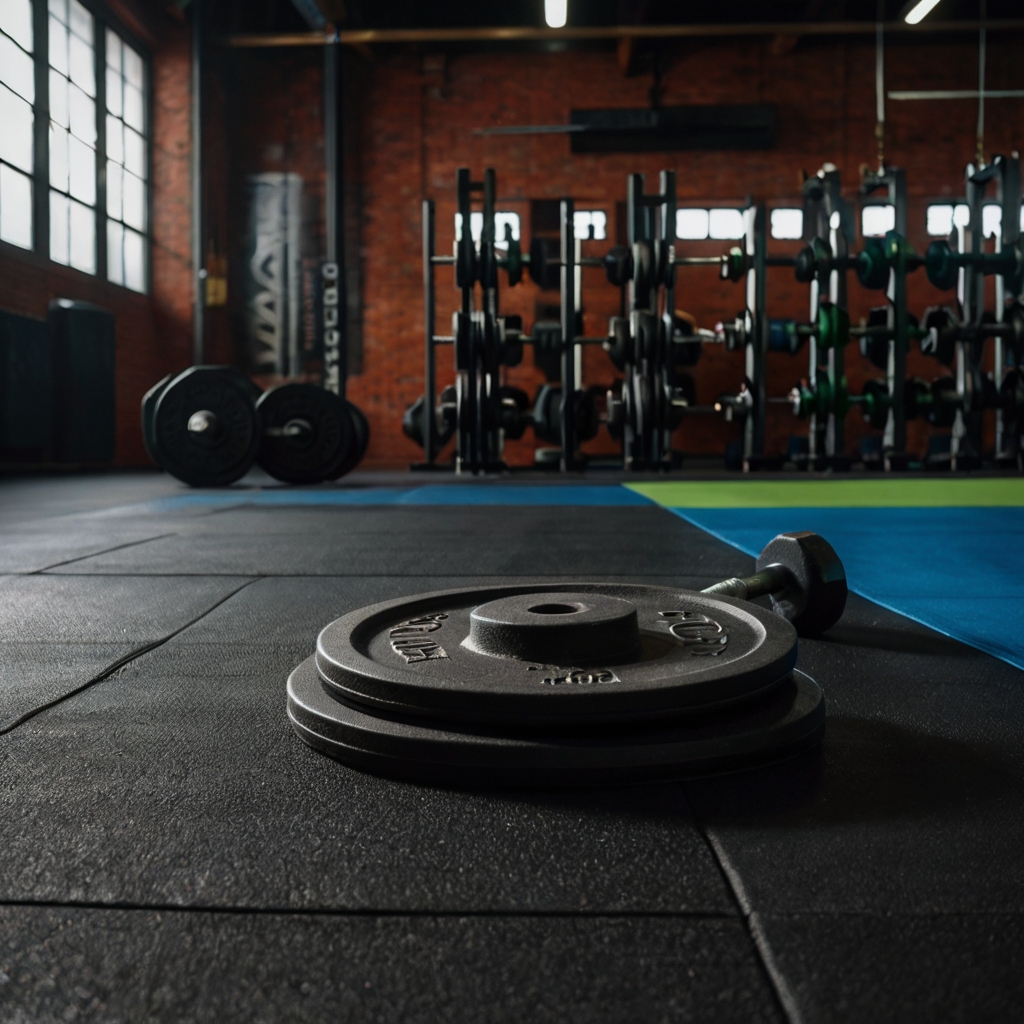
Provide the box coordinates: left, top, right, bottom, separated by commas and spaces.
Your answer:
527, 603, 582, 615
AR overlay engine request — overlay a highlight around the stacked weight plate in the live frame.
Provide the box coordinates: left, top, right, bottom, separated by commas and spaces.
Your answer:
287, 583, 825, 787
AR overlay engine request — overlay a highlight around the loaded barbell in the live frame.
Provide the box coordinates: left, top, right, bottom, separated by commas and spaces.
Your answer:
142, 367, 369, 486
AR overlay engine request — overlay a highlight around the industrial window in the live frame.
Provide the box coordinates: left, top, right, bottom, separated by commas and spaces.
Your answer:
926, 202, 1024, 238
0, 0, 149, 290
861, 204, 895, 238
0, 0, 35, 249
676, 208, 745, 241
104, 27, 147, 291
573, 210, 607, 241
454, 211, 521, 250
770, 208, 803, 240
48, 0, 97, 273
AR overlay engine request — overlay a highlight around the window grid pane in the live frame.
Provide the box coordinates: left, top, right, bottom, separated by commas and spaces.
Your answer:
0, 0, 34, 53
104, 31, 148, 292
48, 0, 99, 274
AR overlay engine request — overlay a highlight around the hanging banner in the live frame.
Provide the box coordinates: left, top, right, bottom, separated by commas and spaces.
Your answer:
245, 172, 303, 375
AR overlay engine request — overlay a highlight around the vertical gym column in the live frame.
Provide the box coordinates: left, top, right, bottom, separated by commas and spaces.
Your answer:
560, 198, 578, 471
422, 199, 437, 466
324, 41, 348, 396
191, 0, 204, 364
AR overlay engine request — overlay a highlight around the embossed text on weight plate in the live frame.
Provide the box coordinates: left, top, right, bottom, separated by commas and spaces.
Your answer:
389, 613, 450, 663
659, 610, 729, 655
539, 669, 619, 686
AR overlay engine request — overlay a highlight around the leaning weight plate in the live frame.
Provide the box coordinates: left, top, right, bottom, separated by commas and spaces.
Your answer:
326, 399, 370, 480
152, 366, 261, 487
315, 584, 798, 727
141, 372, 174, 464
288, 657, 823, 788
256, 383, 355, 484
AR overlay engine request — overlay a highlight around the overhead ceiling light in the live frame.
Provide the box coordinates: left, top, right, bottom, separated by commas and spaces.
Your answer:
544, 0, 567, 28
903, 0, 942, 24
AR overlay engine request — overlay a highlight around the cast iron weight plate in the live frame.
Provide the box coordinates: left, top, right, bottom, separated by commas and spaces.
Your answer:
287, 656, 824, 788
326, 399, 370, 480
314, 584, 798, 726
256, 383, 355, 484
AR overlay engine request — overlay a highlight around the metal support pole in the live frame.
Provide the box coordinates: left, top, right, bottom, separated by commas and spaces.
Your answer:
740, 205, 767, 468
560, 197, 577, 471
890, 240, 909, 458
817, 168, 849, 463
191, 0, 205, 365
751, 205, 768, 463
323, 43, 347, 396
422, 199, 437, 465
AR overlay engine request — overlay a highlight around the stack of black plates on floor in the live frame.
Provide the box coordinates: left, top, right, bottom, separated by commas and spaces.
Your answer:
287, 582, 825, 787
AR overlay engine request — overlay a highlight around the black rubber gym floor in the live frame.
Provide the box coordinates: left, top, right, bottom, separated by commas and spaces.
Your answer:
1, 473, 1022, 1023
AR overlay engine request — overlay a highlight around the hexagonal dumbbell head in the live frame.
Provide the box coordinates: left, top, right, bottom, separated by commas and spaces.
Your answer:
702, 530, 847, 635
755, 531, 847, 635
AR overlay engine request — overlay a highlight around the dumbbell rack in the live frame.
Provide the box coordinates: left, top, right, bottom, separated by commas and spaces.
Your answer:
414, 167, 629, 473
411, 158, 1024, 475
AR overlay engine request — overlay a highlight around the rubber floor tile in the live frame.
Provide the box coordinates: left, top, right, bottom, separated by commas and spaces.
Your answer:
47, 507, 748, 577
0, 641, 734, 914
687, 594, 1024, 915
0, 575, 254, 643
0, 908, 781, 1024
755, 911, 1024, 1024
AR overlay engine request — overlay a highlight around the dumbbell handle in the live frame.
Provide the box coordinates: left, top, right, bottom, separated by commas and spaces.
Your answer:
701, 564, 790, 602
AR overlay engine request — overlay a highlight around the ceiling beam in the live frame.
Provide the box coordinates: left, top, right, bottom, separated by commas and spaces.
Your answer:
223, 19, 1024, 48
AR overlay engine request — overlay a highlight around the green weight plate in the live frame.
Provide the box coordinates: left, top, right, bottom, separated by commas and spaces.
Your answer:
256, 383, 355, 484
313, 583, 798, 727
152, 366, 261, 487
287, 657, 824, 788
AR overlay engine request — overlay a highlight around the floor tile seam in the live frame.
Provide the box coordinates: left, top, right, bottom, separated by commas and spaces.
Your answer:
691, 809, 802, 1024
24, 532, 181, 574
0, 578, 261, 739
0, 899, 740, 921
37, 572, 744, 579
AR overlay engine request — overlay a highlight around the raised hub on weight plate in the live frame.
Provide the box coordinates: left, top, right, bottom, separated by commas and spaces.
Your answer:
466, 592, 642, 666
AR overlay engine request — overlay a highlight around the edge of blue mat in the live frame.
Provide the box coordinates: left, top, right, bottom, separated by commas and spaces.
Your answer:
666, 506, 1024, 673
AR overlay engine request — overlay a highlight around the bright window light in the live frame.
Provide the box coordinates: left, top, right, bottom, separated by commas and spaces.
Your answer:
953, 204, 971, 228
574, 209, 607, 241
676, 208, 709, 240
0, 162, 33, 248
709, 208, 745, 240
904, 0, 942, 25
926, 204, 954, 236
982, 204, 1002, 239
770, 208, 803, 240
544, 0, 567, 28
455, 211, 521, 250
861, 204, 895, 238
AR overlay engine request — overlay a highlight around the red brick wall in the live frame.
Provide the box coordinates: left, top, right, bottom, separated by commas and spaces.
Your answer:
3, 26, 1021, 468
0, 5, 193, 467
355, 31, 1023, 467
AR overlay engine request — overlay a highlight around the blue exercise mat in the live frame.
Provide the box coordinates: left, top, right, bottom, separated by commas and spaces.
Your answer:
669, 506, 1024, 671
